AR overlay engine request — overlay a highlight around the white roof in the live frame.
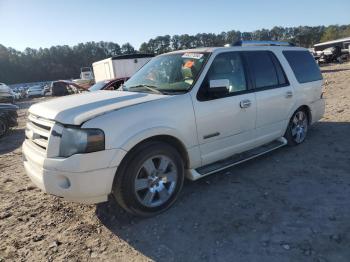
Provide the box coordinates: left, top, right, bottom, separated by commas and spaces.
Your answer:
314, 37, 350, 47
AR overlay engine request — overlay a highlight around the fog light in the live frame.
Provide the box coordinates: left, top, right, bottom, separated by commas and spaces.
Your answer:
57, 175, 71, 189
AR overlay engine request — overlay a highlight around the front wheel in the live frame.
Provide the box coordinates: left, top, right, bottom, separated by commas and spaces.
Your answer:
285, 109, 308, 146
113, 142, 184, 217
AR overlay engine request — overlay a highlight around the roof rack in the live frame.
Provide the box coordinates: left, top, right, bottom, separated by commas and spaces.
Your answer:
231, 40, 295, 47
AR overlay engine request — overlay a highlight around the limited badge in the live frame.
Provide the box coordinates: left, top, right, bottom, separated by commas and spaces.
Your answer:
182, 53, 204, 59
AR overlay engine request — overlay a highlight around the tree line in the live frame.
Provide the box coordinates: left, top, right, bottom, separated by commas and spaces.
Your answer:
1, 24, 349, 84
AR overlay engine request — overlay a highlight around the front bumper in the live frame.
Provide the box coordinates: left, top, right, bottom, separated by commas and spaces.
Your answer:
22, 140, 127, 204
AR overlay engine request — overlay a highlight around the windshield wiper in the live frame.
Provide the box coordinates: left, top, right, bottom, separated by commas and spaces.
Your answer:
127, 84, 163, 94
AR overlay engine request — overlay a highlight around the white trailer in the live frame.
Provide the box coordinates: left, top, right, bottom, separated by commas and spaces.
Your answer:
92, 54, 154, 82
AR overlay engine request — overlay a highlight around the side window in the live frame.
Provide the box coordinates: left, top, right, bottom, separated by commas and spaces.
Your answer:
283, 50, 322, 83
198, 52, 247, 100
245, 51, 279, 89
270, 53, 288, 86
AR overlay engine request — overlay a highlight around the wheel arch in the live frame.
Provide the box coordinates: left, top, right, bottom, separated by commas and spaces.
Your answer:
111, 134, 190, 198
127, 134, 190, 169
284, 104, 312, 134
296, 105, 312, 124
288, 104, 312, 124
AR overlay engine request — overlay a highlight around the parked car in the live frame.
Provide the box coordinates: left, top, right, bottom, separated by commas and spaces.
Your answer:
26, 85, 44, 98
42, 84, 51, 96
23, 41, 325, 216
0, 83, 15, 104
0, 103, 18, 138
88, 77, 129, 92
12, 91, 21, 100
51, 80, 87, 96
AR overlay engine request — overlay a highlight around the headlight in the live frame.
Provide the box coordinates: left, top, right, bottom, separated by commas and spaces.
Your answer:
59, 127, 105, 157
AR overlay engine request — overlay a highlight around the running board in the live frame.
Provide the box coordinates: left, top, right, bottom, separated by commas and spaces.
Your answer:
187, 137, 287, 181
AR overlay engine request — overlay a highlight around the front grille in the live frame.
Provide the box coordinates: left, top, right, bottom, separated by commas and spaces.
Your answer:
25, 114, 54, 152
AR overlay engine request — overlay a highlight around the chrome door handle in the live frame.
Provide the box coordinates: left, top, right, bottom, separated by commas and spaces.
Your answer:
240, 99, 251, 108
285, 91, 293, 98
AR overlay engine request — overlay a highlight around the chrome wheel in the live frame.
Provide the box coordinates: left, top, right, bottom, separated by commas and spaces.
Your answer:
291, 111, 308, 144
134, 155, 178, 208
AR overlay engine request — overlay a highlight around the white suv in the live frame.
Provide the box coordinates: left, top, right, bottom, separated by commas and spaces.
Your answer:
23, 41, 325, 216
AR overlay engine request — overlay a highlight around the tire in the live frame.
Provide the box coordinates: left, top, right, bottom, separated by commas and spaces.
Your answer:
285, 109, 309, 146
112, 141, 185, 217
0, 117, 9, 138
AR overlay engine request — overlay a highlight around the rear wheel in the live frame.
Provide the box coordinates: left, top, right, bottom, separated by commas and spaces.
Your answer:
113, 141, 184, 217
285, 109, 308, 145
0, 118, 8, 138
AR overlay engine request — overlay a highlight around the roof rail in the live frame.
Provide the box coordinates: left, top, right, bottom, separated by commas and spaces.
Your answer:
231, 40, 296, 47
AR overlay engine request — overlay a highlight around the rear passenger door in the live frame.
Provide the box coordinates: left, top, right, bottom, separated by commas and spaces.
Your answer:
244, 51, 294, 145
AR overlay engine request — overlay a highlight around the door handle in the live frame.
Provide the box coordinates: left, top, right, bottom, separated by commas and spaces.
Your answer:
240, 99, 251, 108
285, 91, 293, 98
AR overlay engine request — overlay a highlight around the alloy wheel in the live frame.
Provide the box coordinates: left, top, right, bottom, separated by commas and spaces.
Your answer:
134, 155, 178, 208
291, 111, 308, 143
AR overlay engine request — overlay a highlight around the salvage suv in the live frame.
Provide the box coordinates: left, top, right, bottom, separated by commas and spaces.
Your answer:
23, 41, 325, 216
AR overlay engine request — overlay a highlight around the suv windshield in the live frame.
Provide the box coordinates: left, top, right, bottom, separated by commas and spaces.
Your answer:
123, 52, 210, 94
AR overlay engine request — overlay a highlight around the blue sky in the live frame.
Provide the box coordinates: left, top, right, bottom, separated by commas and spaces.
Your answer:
1, 0, 349, 51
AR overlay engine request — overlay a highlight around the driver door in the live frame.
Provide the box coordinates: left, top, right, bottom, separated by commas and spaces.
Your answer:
191, 52, 257, 165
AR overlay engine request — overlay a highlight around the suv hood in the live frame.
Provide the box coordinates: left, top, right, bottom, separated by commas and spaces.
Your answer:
29, 91, 167, 125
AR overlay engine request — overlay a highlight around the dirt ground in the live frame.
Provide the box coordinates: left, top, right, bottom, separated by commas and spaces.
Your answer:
0, 62, 350, 262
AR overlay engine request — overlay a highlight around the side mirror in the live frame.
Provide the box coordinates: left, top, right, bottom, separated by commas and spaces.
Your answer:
208, 79, 229, 96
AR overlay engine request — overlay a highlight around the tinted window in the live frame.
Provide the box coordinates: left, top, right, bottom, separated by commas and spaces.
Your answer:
283, 51, 322, 83
270, 53, 288, 85
198, 52, 247, 100
245, 51, 278, 88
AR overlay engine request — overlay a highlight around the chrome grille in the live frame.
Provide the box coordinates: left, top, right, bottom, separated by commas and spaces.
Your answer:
25, 114, 54, 152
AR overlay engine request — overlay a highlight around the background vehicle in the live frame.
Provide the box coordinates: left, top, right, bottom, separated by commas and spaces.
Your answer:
12, 91, 21, 100
0, 103, 18, 138
0, 83, 15, 103
313, 36, 350, 63
42, 84, 51, 96
80, 67, 94, 80
92, 54, 154, 82
51, 80, 88, 96
88, 77, 129, 91
23, 42, 325, 217
26, 85, 44, 98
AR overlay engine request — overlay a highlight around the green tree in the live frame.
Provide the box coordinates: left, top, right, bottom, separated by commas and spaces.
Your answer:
121, 43, 136, 54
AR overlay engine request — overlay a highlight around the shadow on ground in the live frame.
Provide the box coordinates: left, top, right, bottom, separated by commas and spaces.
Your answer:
96, 121, 350, 262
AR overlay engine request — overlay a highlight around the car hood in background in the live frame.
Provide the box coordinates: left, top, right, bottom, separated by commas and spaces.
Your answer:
29, 91, 167, 125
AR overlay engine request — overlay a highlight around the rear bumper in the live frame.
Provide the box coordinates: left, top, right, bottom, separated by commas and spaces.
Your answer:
22, 140, 126, 204
310, 98, 325, 124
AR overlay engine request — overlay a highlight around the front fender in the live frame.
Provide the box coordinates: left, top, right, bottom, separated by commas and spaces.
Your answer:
118, 126, 188, 152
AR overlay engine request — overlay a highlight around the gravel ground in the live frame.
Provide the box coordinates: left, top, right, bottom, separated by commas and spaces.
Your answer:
0, 62, 350, 262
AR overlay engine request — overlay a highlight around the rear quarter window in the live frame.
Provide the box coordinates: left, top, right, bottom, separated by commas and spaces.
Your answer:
283, 50, 322, 83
